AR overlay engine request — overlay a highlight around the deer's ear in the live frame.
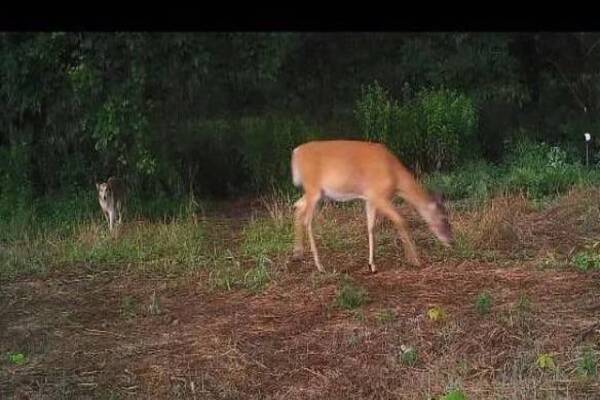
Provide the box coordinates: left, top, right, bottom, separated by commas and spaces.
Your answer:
96, 183, 101, 190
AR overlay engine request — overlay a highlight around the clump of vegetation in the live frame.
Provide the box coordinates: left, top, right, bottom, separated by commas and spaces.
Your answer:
536, 353, 556, 371
355, 81, 478, 172
474, 292, 492, 315
576, 348, 598, 377
572, 246, 600, 272
399, 345, 418, 367
441, 389, 468, 400
243, 256, 273, 293
207, 251, 273, 293
7, 352, 27, 365
334, 277, 369, 310
427, 306, 446, 322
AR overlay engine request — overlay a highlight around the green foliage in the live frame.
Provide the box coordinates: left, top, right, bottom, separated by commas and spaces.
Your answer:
334, 277, 369, 310
426, 140, 600, 202
535, 353, 556, 371
241, 215, 293, 260
425, 160, 499, 202
7, 352, 27, 365
355, 81, 478, 172
576, 348, 598, 377
2, 32, 600, 202
572, 248, 600, 272
243, 257, 273, 293
207, 251, 274, 293
399, 345, 418, 367
239, 115, 315, 191
440, 389, 468, 400
475, 292, 492, 315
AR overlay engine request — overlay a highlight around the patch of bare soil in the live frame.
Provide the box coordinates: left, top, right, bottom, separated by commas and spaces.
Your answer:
2, 260, 599, 399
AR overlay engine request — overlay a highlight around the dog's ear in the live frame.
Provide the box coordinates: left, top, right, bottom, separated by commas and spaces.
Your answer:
96, 182, 101, 190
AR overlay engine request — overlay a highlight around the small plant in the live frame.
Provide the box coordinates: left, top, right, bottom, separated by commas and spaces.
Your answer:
399, 345, 418, 367
427, 306, 446, 322
243, 256, 272, 293
441, 389, 468, 400
334, 277, 369, 310
7, 352, 27, 365
474, 292, 492, 315
375, 308, 396, 325
536, 353, 556, 371
572, 248, 600, 272
576, 348, 598, 377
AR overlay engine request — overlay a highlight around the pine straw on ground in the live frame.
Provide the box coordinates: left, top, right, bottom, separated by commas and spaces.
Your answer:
2, 189, 600, 399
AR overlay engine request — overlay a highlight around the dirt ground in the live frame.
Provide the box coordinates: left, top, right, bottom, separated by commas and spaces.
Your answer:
2, 194, 600, 399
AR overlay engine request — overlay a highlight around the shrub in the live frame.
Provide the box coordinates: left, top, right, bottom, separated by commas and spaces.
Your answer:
355, 81, 478, 172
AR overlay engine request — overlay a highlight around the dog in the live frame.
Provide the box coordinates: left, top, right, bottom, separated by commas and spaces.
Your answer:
96, 177, 126, 232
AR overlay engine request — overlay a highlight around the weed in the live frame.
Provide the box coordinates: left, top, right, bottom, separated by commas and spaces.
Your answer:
334, 277, 369, 310
474, 291, 492, 315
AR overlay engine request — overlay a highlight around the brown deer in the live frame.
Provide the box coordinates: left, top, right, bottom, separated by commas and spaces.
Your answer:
291, 140, 452, 273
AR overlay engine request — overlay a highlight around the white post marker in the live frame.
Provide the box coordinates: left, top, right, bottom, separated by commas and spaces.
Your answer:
584, 132, 591, 167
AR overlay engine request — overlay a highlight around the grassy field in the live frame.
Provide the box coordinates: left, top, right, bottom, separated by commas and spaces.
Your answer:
1, 183, 600, 399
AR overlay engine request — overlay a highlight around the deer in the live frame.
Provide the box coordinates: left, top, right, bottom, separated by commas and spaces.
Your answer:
290, 140, 452, 273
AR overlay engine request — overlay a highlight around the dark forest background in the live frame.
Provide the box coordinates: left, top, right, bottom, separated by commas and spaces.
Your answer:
2, 32, 600, 202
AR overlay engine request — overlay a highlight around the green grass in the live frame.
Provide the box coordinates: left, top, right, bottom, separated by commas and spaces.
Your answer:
440, 388, 468, 400
207, 251, 274, 293
572, 248, 600, 272
576, 348, 598, 378
334, 277, 369, 310
474, 291, 492, 315
60, 218, 208, 267
240, 216, 293, 260
7, 352, 27, 365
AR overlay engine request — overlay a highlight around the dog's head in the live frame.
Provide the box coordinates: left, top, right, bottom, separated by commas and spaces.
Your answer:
96, 182, 110, 203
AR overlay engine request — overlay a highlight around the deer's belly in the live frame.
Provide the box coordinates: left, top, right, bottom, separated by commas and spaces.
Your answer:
322, 188, 366, 202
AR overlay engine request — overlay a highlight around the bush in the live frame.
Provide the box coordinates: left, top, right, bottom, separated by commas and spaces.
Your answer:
426, 139, 600, 202
239, 114, 316, 191
501, 139, 596, 199
355, 81, 478, 172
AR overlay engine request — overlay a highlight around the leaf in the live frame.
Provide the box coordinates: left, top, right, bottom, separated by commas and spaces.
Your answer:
8, 352, 27, 365
427, 306, 446, 321
536, 353, 556, 370
441, 389, 468, 400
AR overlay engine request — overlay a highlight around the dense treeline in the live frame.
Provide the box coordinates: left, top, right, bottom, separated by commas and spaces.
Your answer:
1, 32, 600, 201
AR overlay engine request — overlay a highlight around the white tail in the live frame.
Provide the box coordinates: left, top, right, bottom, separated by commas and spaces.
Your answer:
290, 140, 452, 273
291, 148, 302, 187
